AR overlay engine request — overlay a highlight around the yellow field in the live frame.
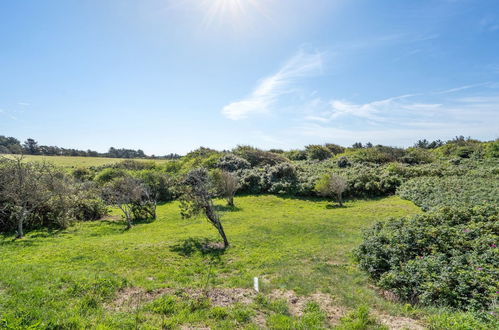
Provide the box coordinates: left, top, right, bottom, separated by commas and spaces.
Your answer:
0, 154, 170, 168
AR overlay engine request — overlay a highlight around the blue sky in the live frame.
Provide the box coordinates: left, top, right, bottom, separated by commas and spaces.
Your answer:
1, 0, 498, 155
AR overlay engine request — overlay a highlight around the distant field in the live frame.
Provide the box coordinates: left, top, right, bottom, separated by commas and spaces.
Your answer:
0, 154, 170, 168
0, 195, 435, 328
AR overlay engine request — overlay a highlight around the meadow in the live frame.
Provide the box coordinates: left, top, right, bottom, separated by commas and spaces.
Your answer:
2, 154, 169, 168
1, 139, 498, 329
0, 195, 431, 329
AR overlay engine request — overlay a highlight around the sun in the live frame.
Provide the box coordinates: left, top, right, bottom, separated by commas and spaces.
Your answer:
199, 0, 269, 29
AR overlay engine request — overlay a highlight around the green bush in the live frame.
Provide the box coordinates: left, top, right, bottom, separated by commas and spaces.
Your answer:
397, 175, 499, 211
355, 206, 499, 311
305, 145, 332, 161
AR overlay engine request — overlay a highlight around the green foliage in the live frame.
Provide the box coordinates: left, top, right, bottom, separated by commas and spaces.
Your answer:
336, 305, 387, 329
233, 145, 287, 167
427, 311, 499, 330
283, 149, 308, 161
305, 144, 333, 161
216, 153, 251, 172
397, 175, 499, 210
355, 206, 499, 310
94, 167, 127, 184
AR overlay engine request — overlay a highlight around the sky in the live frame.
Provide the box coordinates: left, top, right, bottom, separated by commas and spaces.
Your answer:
1, 0, 498, 155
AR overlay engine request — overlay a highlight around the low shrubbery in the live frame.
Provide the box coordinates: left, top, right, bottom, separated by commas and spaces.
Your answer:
397, 175, 499, 210
355, 206, 499, 311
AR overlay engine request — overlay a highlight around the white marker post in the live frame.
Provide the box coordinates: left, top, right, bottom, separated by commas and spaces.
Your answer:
253, 277, 259, 292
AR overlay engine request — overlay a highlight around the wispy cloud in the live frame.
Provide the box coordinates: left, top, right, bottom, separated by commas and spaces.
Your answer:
300, 83, 499, 142
0, 109, 18, 121
221, 50, 323, 120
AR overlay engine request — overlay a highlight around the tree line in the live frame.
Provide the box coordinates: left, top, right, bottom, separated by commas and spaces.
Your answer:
0, 136, 181, 159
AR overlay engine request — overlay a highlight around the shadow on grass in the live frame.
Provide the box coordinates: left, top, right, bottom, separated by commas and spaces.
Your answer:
0, 227, 65, 246
326, 204, 348, 209
170, 237, 226, 258
214, 204, 242, 212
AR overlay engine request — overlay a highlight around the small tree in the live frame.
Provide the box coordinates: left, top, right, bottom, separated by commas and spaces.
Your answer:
315, 174, 348, 206
0, 156, 50, 238
180, 168, 229, 248
103, 176, 148, 230
213, 170, 240, 207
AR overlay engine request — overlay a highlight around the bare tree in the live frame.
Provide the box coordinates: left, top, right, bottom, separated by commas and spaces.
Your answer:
180, 168, 229, 248
102, 176, 148, 230
213, 170, 240, 207
0, 156, 50, 238
315, 174, 348, 207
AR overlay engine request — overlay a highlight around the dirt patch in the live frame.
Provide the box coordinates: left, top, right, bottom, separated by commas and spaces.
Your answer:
108, 287, 423, 329
268, 290, 346, 323
107, 287, 256, 312
376, 313, 426, 330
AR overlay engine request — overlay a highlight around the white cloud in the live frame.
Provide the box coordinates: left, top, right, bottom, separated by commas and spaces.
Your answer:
221, 49, 323, 120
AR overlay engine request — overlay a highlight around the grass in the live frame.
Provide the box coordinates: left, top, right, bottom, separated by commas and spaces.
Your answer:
0, 195, 489, 328
1, 154, 170, 168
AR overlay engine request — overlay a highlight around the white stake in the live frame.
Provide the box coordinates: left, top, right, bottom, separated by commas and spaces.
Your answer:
253, 277, 259, 292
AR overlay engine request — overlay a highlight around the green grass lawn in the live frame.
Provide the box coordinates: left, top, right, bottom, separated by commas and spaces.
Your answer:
0, 195, 447, 328
1, 154, 170, 168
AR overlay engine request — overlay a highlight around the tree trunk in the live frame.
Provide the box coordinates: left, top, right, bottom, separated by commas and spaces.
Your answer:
16, 209, 27, 239
337, 192, 343, 207
227, 196, 234, 207
205, 205, 229, 248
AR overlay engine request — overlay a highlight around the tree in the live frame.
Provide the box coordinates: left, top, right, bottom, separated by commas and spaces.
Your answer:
102, 176, 148, 230
0, 156, 50, 238
179, 168, 229, 248
23, 138, 39, 155
213, 170, 240, 206
315, 174, 348, 207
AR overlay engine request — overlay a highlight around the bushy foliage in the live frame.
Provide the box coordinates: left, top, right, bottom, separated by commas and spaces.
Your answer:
216, 154, 251, 172
94, 168, 127, 184
397, 175, 499, 211
232, 145, 287, 167
352, 146, 406, 164
283, 149, 307, 161
0, 160, 108, 235
266, 162, 299, 194
305, 144, 332, 161
355, 206, 499, 311
337, 156, 351, 168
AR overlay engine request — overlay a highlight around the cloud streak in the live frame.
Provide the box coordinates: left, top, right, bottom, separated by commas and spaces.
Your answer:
221, 50, 323, 120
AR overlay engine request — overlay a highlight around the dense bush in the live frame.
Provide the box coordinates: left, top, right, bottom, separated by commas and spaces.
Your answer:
305, 144, 332, 161
283, 149, 307, 161
216, 154, 251, 172
233, 145, 287, 167
266, 163, 299, 194
355, 206, 499, 311
0, 160, 108, 235
397, 175, 499, 211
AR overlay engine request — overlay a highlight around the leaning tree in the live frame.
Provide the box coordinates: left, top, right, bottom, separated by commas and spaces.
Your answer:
179, 168, 229, 248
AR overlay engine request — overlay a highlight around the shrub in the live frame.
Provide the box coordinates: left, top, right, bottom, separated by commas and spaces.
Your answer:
266, 163, 299, 194
216, 154, 251, 172
305, 145, 332, 161
283, 149, 308, 161
233, 145, 287, 167
355, 206, 499, 311
337, 156, 351, 168
397, 176, 499, 211
324, 143, 345, 155
94, 168, 127, 184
